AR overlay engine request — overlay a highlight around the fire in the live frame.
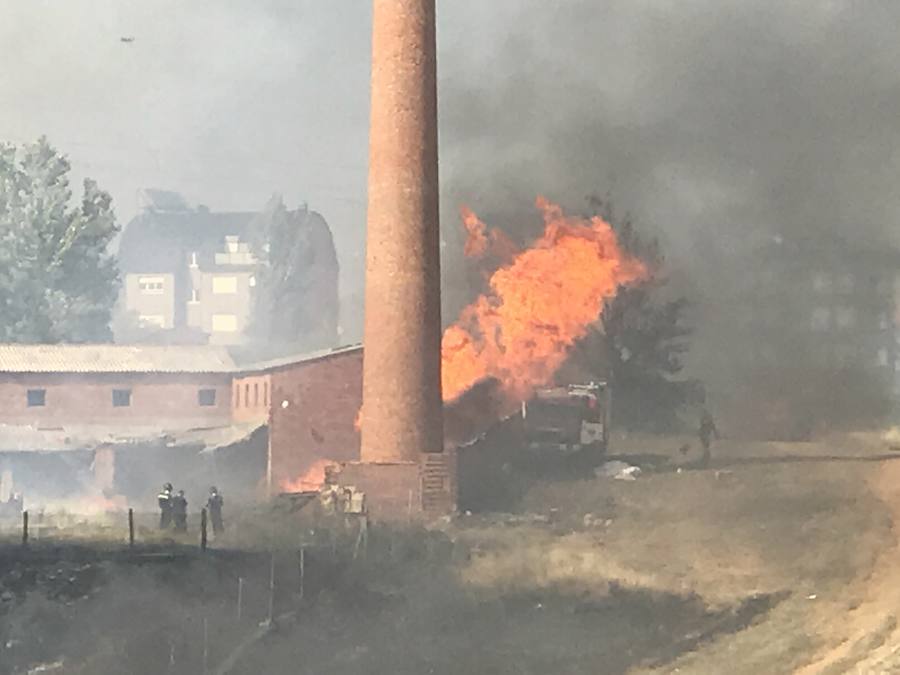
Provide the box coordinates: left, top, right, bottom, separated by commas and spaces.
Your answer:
279, 458, 335, 493
441, 197, 646, 404
461, 206, 517, 262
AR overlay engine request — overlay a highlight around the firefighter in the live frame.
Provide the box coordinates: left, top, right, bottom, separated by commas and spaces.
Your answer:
157, 483, 173, 529
207, 486, 224, 536
172, 490, 188, 532
698, 410, 720, 468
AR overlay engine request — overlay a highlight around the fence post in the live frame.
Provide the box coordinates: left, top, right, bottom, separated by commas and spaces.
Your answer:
267, 552, 275, 624
236, 576, 244, 622
200, 508, 208, 551
202, 616, 209, 675
21, 510, 28, 546
298, 547, 305, 600
128, 508, 135, 548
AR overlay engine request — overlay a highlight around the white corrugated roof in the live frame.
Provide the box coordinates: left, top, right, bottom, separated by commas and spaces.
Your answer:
0, 344, 236, 374
0, 422, 262, 452
236, 343, 362, 374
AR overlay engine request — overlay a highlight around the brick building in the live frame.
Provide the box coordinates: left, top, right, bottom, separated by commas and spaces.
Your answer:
0, 344, 234, 428
0, 343, 365, 506
116, 190, 338, 347
233, 346, 363, 495
0, 342, 456, 518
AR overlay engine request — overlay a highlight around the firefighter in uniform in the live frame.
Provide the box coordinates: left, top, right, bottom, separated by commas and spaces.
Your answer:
207, 486, 224, 536
172, 490, 188, 532
157, 483, 173, 529
698, 411, 720, 468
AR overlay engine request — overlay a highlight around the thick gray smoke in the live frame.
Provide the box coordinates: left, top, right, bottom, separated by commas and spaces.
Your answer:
440, 0, 900, 257
4, 1, 899, 426
436, 1, 900, 430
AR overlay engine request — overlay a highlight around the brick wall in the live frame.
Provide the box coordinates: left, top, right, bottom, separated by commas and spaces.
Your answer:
0, 373, 232, 427
331, 461, 420, 522
231, 373, 271, 424
267, 349, 363, 492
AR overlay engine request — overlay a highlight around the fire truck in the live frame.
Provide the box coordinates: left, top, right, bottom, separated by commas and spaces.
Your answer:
521, 382, 611, 460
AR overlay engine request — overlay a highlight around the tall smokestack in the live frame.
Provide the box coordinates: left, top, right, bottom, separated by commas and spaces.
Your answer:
360, 0, 444, 462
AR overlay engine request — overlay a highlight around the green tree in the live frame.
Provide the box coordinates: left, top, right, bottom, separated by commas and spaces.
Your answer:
569, 196, 702, 431
248, 194, 339, 355
0, 137, 120, 343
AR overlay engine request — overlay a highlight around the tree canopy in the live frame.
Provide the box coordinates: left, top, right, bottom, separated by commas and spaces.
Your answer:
564, 196, 702, 431
0, 137, 120, 343
247, 195, 339, 355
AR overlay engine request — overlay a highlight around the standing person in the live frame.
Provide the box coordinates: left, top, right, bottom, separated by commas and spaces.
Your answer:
698, 410, 720, 468
207, 486, 224, 536
157, 483, 173, 529
172, 490, 188, 532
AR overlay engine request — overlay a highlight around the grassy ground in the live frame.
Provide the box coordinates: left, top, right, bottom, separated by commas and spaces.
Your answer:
4, 432, 900, 673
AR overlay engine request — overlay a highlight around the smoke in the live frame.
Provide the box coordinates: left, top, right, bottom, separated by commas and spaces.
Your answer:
439, 1, 900, 253
437, 0, 900, 428
4, 0, 899, 425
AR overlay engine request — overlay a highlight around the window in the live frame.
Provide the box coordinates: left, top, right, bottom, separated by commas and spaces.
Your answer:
264, 382, 269, 407
27, 389, 46, 407
138, 276, 165, 295
225, 236, 240, 254
189, 288, 200, 304
198, 389, 217, 407
211, 313, 238, 332
112, 389, 131, 407
254, 383, 259, 406
233, 383, 241, 408
190, 251, 198, 268
212, 276, 238, 295
244, 383, 250, 405
138, 315, 166, 328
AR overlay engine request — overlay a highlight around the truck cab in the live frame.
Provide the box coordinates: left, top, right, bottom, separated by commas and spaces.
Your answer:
521, 382, 610, 460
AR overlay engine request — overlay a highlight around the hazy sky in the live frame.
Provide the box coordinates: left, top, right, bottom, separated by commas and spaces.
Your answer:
4, 1, 900, 340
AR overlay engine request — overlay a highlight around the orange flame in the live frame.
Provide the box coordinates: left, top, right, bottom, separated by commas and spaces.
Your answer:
461, 206, 517, 262
441, 197, 646, 404
279, 458, 334, 493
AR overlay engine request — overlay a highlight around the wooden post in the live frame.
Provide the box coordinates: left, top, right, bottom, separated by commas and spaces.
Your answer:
236, 577, 244, 622
267, 552, 275, 624
21, 510, 28, 546
128, 508, 135, 548
200, 508, 208, 551
298, 547, 305, 600
202, 616, 209, 675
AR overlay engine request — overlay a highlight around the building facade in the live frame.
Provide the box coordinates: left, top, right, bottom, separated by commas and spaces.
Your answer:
701, 235, 900, 437
0, 344, 235, 428
117, 191, 258, 346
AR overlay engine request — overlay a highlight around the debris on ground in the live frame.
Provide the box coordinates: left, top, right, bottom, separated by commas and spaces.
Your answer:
596, 461, 642, 481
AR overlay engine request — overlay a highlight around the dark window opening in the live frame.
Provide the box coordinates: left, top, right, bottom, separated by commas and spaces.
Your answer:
27, 389, 46, 407
254, 382, 259, 406
233, 384, 240, 408
244, 384, 250, 406
264, 382, 269, 407
112, 389, 132, 407
199, 389, 217, 407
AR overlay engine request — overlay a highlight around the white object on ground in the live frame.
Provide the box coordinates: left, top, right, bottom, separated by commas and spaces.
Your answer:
596, 461, 642, 481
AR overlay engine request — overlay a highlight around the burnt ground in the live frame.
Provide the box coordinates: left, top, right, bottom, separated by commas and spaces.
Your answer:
2, 432, 899, 674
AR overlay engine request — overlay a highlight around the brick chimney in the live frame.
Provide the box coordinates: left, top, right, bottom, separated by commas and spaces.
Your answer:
360, 0, 444, 463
